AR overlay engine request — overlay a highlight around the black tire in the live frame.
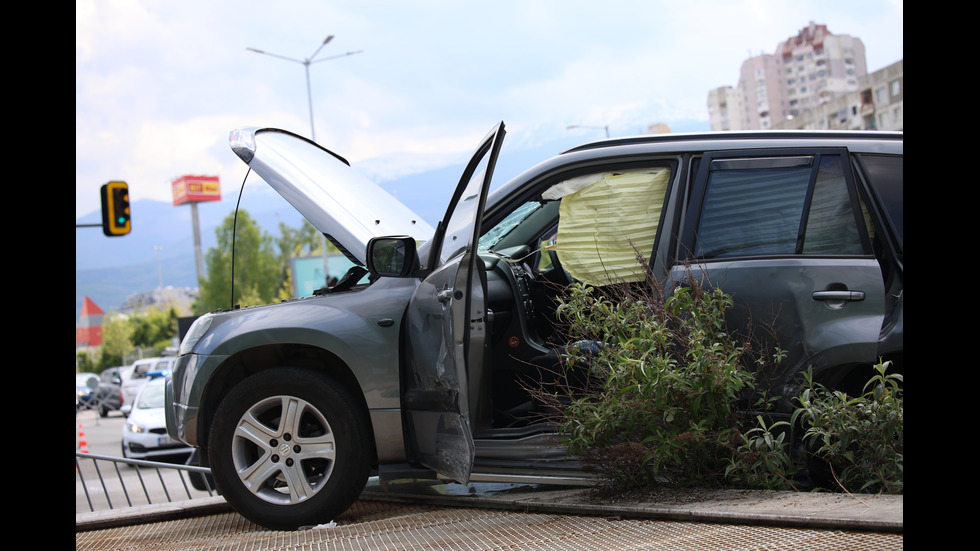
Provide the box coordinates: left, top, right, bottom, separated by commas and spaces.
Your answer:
208, 368, 373, 530
98, 403, 110, 418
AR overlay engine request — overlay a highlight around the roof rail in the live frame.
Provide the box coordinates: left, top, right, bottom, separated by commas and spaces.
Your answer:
561, 130, 903, 155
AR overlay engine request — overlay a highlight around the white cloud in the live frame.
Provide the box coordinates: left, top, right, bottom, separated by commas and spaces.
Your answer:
76, 0, 903, 218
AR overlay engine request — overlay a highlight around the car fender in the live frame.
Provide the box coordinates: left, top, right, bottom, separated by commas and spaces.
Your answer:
173, 278, 417, 461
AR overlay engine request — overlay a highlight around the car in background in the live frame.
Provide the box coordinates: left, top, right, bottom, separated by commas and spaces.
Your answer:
93, 366, 131, 417
122, 374, 193, 462
120, 357, 175, 415
75, 373, 99, 410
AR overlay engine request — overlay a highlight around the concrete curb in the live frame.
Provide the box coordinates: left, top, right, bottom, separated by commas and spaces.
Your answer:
361, 487, 903, 534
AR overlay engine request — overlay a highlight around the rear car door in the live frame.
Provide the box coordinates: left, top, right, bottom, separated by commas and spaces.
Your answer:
675, 149, 886, 396
402, 123, 505, 483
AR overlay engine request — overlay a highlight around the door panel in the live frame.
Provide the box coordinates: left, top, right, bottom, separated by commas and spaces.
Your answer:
676, 149, 886, 399
403, 123, 505, 482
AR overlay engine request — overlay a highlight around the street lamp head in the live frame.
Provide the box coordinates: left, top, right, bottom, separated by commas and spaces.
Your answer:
247, 35, 361, 142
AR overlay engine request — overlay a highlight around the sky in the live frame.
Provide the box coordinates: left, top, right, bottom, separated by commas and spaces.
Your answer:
75, 0, 903, 220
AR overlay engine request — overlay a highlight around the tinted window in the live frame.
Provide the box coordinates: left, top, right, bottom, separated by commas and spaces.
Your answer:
695, 155, 864, 258
802, 156, 864, 255
855, 154, 903, 252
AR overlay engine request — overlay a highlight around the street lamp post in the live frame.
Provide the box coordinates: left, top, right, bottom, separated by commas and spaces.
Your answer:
246, 35, 363, 141
247, 35, 363, 290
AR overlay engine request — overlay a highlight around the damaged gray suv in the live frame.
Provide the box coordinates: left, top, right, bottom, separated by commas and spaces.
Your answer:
166, 123, 902, 530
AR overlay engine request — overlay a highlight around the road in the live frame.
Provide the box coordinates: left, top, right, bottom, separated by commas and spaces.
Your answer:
75, 406, 130, 457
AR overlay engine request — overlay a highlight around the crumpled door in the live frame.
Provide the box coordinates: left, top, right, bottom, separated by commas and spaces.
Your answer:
402, 123, 505, 483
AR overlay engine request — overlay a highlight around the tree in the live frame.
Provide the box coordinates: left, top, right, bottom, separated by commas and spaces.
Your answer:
130, 306, 179, 350
276, 218, 325, 261
99, 313, 134, 369
195, 210, 280, 314
274, 218, 326, 298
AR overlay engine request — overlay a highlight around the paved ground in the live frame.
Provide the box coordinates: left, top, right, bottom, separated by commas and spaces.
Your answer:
76, 478, 902, 534
75, 482, 902, 551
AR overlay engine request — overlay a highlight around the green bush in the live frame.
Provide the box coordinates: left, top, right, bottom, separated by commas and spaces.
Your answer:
725, 417, 799, 491
792, 361, 903, 494
550, 273, 781, 491
545, 271, 903, 496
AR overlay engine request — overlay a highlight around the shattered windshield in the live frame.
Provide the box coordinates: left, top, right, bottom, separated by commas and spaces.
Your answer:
478, 201, 542, 253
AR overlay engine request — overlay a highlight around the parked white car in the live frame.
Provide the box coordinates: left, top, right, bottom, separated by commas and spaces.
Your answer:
120, 357, 175, 415
122, 375, 193, 462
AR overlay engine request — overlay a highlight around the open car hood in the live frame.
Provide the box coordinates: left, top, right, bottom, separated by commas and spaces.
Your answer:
230, 127, 435, 265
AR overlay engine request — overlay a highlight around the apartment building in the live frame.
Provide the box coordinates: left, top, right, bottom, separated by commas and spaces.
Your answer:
773, 59, 903, 131
708, 22, 869, 130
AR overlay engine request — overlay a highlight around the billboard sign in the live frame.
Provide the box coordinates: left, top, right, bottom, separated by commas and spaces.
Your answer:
172, 175, 221, 206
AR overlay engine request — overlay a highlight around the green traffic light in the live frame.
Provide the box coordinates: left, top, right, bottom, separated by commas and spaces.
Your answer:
101, 180, 131, 236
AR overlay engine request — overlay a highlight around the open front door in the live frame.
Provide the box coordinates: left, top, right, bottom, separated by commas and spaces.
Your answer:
402, 122, 505, 483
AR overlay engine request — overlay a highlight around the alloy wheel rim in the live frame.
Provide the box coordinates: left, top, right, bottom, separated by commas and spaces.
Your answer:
230, 394, 337, 505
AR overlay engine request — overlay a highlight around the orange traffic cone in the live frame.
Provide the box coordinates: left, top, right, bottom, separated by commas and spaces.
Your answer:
77, 423, 89, 454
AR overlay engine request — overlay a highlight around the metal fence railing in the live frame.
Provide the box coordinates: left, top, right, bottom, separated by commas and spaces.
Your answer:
75, 451, 221, 514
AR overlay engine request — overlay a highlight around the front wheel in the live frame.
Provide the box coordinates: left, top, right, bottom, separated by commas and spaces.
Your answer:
208, 368, 373, 530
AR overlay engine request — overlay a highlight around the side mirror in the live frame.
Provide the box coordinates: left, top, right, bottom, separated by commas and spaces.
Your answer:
366, 236, 418, 277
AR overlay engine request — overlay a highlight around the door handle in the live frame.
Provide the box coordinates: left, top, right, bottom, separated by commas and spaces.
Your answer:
812, 290, 865, 302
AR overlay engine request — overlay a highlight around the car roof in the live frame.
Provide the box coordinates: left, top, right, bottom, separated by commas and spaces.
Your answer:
486, 130, 902, 213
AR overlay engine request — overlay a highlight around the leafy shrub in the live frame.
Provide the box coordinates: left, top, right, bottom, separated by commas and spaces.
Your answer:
541, 269, 902, 495
792, 361, 903, 494
548, 272, 782, 491
725, 417, 799, 491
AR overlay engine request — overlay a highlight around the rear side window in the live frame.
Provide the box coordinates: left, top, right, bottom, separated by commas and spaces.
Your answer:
693, 154, 866, 258
854, 154, 903, 253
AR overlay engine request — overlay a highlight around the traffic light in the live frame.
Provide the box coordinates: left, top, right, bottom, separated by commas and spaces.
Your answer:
100, 181, 131, 236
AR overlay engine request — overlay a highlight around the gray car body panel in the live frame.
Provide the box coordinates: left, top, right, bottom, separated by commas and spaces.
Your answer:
167, 276, 417, 462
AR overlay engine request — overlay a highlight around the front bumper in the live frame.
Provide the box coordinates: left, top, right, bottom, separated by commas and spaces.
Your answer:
165, 352, 222, 447
123, 429, 193, 461
165, 376, 197, 446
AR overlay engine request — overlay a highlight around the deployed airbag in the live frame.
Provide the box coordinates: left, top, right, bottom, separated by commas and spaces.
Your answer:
549, 170, 670, 286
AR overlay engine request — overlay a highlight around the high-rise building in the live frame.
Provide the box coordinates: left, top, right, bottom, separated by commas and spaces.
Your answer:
708, 22, 868, 130
779, 22, 867, 121
773, 59, 902, 131
738, 53, 788, 129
